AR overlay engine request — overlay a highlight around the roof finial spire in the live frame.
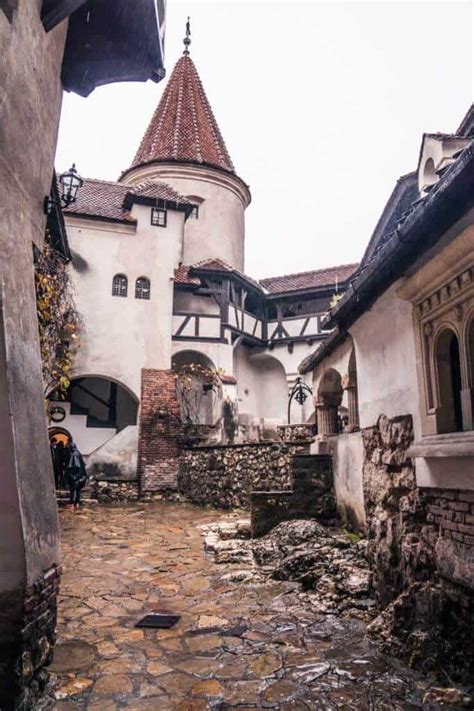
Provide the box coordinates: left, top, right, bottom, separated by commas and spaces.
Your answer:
183, 16, 191, 55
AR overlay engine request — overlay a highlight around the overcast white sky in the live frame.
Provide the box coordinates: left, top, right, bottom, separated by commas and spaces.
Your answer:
56, 1, 473, 279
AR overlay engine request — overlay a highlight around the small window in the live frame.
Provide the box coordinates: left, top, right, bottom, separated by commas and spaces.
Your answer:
135, 277, 151, 300
112, 274, 128, 297
190, 205, 199, 219
151, 208, 167, 227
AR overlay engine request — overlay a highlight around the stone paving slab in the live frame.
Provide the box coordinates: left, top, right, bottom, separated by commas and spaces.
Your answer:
44, 502, 440, 709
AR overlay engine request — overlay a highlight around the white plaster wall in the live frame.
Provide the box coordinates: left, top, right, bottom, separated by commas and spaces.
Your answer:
233, 346, 288, 422
261, 341, 319, 423
327, 432, 366, 530
174, 291, 220, 315
312, 338, 354, 395
418, 136, 470, 193
122, 163, 250, 271
416, 457, 474, 490
66, 205, 185, 395
233, 345, 258, 417
349, 282, 422, 433
171, 340, 234, 378
48, 402, 116, 455
86, 425, 138, 480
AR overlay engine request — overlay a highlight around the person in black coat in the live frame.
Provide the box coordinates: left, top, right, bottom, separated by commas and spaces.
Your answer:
50, 439, 61, 488
65, 442, 87, 510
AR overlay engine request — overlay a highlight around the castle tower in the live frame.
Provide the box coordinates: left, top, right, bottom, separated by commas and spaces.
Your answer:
120, 21, 251, 271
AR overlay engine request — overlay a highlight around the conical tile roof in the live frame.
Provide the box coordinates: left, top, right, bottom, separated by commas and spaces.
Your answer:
129, 54, 235, 174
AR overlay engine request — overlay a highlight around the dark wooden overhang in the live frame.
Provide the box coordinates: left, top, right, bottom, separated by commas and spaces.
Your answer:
122, 193, 194, 220
50, 0, 166, 97
190, 267, 263, 297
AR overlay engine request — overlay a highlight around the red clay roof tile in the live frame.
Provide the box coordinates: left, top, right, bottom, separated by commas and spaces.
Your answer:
174, 264, 201, 286
260, 263, 359, 294
128, 55, 235, 174
63, 177, 191, 223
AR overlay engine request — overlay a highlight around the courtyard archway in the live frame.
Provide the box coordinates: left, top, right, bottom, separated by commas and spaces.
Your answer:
172, 350, 222, 426
47, 375, 139, 454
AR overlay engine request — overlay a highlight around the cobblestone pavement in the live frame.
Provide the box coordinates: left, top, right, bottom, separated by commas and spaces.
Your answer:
47, 502, 434, 710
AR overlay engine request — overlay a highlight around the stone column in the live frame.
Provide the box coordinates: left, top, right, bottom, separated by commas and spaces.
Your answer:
347, 386, 359, 429
461, 387, 473, 431
342, 373, 359, 431
316, 402, 339, 436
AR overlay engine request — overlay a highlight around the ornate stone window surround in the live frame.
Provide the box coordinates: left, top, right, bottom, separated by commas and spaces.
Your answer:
398, 228, 474, 457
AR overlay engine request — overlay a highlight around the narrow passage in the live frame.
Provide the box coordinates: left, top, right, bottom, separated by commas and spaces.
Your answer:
48, 502, 428, 709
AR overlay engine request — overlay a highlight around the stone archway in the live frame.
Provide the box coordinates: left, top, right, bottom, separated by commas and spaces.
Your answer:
47, 375, 139, 455
316, 367, 343, 436
172, 350, 222, 426
435, 328, 463, 433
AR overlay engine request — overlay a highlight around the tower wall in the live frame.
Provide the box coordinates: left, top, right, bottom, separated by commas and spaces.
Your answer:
122, 162, 250, 271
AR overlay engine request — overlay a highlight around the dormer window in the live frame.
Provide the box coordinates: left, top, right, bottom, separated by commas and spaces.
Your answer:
151, 208, 167, 227
190, 205, 199, 219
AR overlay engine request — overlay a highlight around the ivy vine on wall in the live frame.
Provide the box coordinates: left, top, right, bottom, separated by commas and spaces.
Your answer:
34, 232, 81, 396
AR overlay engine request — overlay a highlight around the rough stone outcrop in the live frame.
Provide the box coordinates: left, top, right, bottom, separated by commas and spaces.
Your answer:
362, 413, 474, 682
252, 520, 373, 618
362, 414, 425, 608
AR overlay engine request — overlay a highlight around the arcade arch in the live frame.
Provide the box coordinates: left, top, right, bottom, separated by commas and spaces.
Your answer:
171, 350, 222, 425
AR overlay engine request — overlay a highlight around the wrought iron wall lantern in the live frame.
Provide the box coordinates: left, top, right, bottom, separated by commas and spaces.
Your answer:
44, 164, 83, 215
288, 377, 313, 424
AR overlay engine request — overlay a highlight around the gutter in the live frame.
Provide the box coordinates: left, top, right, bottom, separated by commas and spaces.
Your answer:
299, 143, 474, 374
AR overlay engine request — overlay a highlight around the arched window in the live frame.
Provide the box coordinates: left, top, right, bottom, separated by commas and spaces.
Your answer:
346, 347, 359, 431
112, 274, 128, 297
435, 328, 463, 432
135, 276, 151, 300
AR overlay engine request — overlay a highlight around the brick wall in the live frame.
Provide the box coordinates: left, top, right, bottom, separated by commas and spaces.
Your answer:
1, 565, 61, 710
423, 488, 474, 594
425, 489, 474, 546
361, 414, 474, 679
137, 369, 182, 493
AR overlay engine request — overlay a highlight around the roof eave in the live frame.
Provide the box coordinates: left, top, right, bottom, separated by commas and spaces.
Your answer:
299, 145, 474, 375
262, 279, 355, 300
64, 211, 137, 226
119, 159, 251, 204
122, 193, 194, 218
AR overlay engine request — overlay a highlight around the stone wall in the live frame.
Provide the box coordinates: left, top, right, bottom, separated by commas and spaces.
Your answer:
362, 413, 474, 680
91, 481, 140, 503
0, 6, 67, 706
251, 454, 337, 537
179, 442, 306, 509
362, 414, 421, 607
137, 369, 182, 493
1, 564, 61, 710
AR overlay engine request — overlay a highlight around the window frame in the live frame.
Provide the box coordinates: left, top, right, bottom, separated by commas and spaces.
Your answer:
112, 273, 128, 298
135, 276, 151, 301
151, 207, 167, 228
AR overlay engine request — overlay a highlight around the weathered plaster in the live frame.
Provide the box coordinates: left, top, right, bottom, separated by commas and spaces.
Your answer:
121, 162, 250, 271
